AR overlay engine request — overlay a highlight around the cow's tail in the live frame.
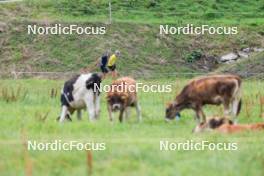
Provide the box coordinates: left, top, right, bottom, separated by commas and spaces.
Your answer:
236, 99, 242, 116
61, 89, 71, 107
235, 77, 242, 116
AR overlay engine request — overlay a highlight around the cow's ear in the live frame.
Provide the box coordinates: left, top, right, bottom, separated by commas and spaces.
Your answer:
106, 96, 111, 101
209, 118, 221, 129
86, 79, 94, 89
106, 92, 113, 100
166, 101, 175, 107
166, 102, 171, 107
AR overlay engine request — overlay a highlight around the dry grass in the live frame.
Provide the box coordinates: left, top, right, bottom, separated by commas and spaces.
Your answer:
21, 129, 33, 176
0, 86, 28, 102
34, 110, 50, 122
50, 88, 58, 98
260, 96, 264, 118
87, 151, 93, 176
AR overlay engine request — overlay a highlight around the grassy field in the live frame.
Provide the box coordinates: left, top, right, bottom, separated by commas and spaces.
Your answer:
0, 77, 264, 176
1, 0, 264, 175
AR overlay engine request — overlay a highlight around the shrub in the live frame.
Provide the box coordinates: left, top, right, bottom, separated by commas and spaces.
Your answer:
184, 50, 202, 63
203, 12, 222, 19
146, 0, 158, 8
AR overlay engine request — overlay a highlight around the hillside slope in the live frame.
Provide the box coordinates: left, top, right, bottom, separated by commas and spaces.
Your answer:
215, 51, 264, 78
7, 0, 264, 24
0, 1, 264, 78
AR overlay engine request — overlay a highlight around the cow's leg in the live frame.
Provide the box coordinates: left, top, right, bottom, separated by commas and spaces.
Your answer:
125, 107, 130, 120
95, 95, 100, 119
195, 106, 206, 123
59, 105, 68, 122
231, 99, 240, 124
195, 112, 201, 124
66, 108, 75, 121
135, 102, 142, 122
77, 110, 82, 120
119, 109, 125, 123
231, 82, 241, 124
107, 104, 113, 122
66, 113, 72, 121
84, 93, 96, 121
223, 101, 232, 117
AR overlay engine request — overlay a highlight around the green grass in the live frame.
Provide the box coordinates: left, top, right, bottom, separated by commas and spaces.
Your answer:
1, 1, 264, 76
0, 78, 264, 175
9, 0, 264, 25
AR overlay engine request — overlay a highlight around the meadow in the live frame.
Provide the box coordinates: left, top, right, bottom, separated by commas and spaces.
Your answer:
0, 77, 264, 176
1, 0, 264, 175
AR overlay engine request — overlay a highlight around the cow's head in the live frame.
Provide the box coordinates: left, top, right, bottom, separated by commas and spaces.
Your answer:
165, 101, 181, 121
192, 117, 233, 133
86, 73, 102, 95
107, 93, 128, 111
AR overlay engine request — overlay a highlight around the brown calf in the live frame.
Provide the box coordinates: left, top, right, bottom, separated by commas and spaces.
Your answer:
217, 123, 264, 133
193, 117, 264, 133
107, 77, 142, 122
193, 117, 233, 133
166, 74, 242, 124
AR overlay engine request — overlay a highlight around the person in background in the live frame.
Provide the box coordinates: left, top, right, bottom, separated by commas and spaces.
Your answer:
99, 50, 110, 78
107, 50, 120, 78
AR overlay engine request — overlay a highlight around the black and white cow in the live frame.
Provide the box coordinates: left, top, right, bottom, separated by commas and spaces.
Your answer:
58, 73, 102, 122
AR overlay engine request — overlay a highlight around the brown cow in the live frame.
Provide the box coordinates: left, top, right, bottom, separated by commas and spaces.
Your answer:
107, 77, 142, 122
165, 74, 242, 124
193, 117, 264, 133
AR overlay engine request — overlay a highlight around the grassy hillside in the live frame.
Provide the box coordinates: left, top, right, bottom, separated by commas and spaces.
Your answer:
0, 1, 264, 77
215, 51, 264, 78
8, 0, 264, 24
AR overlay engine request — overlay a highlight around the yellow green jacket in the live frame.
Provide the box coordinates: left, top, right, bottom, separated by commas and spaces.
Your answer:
107, 54, 117, 66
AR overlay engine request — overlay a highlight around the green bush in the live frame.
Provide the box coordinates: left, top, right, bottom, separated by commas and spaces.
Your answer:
146, 0, 158, 8
184, 50, 202, 63
203, 12, 223, 19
